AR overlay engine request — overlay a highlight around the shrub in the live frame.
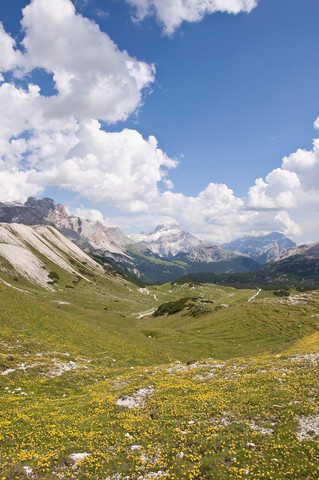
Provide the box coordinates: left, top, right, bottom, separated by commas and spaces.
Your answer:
153, 297, 198, 316
48, 271, 60, 282
274, 290, 290, 297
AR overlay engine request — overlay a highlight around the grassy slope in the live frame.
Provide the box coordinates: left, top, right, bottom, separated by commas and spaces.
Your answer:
1, 267, 319, 480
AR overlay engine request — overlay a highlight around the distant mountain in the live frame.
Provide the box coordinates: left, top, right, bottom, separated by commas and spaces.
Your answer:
268, 241, 319, 276
128, 223, 201, 257
130, 223, 260, 265
0, 199, 261, 283
222, 232, 296, 264
129, 223, 256, 263
180, 240, 319, 290
127, 223, 260, 282
277, 241, 319, 261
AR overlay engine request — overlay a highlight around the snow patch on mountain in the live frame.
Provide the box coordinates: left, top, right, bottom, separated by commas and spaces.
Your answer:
128, 224, 252, 264
128, 224, 201, 257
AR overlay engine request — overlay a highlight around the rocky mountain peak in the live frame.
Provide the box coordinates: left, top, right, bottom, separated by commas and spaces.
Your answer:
0, 197, 130, 257
128, 224, 202, 257
222, 232, 296, 264
151, 223, 180, 234
25, 196, 56, 210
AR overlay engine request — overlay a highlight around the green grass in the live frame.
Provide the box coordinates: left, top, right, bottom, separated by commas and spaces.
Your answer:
1, 269, 319, 480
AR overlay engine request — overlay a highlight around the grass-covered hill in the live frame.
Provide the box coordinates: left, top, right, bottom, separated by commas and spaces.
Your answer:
1, 226, 319, 479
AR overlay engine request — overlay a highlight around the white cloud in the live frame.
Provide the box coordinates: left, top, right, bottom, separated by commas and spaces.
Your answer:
0, 0, 165, 212
248, 168, 300, 209
67, 206, 105, 223
0, 83, 40, 158
0, 23, 23, 71
148, 183, 256, 243
26, 120, 177, 211
282, 139, 319, 193
126, 0, 257, 35
0, 169, 42, 202
275, 211, 302, 237
1, 0, 155, 124
245, 136, 319, 242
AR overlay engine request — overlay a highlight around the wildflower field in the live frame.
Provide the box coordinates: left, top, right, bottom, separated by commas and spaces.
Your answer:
1, 267, 319, 479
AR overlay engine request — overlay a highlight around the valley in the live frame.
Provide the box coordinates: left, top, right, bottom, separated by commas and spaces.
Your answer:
1, 223, 319, 479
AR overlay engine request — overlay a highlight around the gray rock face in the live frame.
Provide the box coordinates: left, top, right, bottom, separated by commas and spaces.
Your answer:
185, 243, 246, 263
0, 198, 131, 257
277, 241, 319, 261
222, 233, 296, 264
0, 197, 56, 226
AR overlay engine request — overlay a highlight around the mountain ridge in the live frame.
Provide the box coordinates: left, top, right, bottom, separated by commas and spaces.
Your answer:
0, 197, 311, 284
0, 197, 131, 256
222, 232, 296, 264
0, 222, 105, 290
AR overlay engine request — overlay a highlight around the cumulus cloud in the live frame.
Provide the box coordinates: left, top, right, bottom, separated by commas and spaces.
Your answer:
0, 0, 163, 207
126, 0, 257, 35
0, 82, 41, 161
282, 139, 319, 194
248, 168, 300, 209
0, 118, 177, 209
0, 169, 42, 202
149, 183, 256, 242
0, 0, 155, 125
275, 211, 302, 237
67, 206, 105, 223
247, 137, 319, 213
0, 23, 23, 71
18, 0, 155, 122
30, 120, 177, 211
245, 135, 319, 242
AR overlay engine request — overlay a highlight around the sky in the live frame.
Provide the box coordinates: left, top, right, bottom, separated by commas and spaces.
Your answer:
0, 0, 319, 244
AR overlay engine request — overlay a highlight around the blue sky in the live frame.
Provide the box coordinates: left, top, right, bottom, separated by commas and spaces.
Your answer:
0, 0, 319, 243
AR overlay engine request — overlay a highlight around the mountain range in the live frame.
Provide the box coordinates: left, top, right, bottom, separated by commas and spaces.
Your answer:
0, 197, 130, 255
1, 196, 316, 285
222, 232, 296, 264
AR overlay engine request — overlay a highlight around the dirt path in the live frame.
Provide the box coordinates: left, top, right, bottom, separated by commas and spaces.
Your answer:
137, 309, 156, 319
248, 288, 262, 302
